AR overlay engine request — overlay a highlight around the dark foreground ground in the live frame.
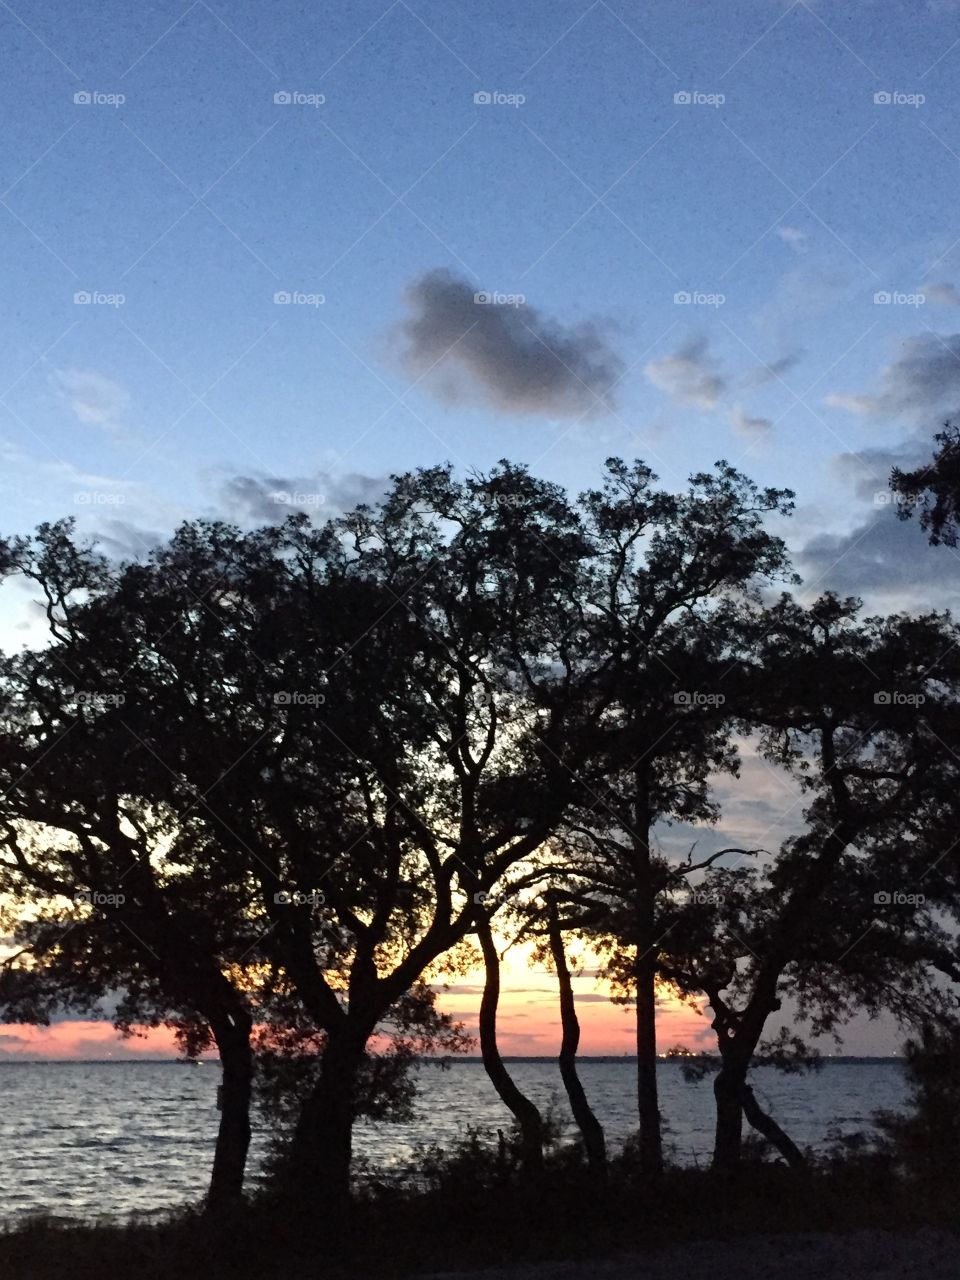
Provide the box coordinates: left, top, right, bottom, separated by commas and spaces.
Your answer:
425, 1230, 960, 1280
1, 1164, 957, 1280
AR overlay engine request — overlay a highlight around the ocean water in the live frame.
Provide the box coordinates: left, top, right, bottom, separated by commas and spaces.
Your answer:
0, 1059, 907, 1223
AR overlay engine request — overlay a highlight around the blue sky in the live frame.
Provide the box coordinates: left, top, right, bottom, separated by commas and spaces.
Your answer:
3, 0, 960, 578
5, 0, 960, 1054
0, 2, 955, 529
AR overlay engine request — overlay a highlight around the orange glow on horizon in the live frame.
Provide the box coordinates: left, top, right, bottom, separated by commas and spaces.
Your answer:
0, 943, 711, 1060
0, 1020, 183, 1060
431, 939, 712, 1058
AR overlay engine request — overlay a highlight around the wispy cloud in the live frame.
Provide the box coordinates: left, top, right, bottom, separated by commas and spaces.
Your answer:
54, 368, 130, 429
743, 350, 804, 387
776, 225, 809, 253
645, 337, 726, 409
923, 282, 960, 307
730, 405, 772, 437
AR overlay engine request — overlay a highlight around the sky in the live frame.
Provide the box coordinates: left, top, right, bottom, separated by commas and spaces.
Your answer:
3, 0, 960, 1057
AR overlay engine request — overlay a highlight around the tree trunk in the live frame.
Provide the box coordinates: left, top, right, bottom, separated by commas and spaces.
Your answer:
710, 822, 857, 1170
713, 1059, 746, 1170
477, 916, 544, 1169
288, 1030, 365, 1211
742, 1084, 807, 1168
632, 778, 663, 1175
546, 902, 606, 1172
635, 950, 662, 1174
206, 1009, 254, 1209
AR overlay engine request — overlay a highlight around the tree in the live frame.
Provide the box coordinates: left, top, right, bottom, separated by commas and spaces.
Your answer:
890, 423, 960, 545
526, 460, 795, 1174
684, 594, 960, 1169
0, 527, 259, 1206
473, 904, 546, 1170
2, 464, 606, 1209
878, 1022, 960, 1188
544, 893, 607, 1173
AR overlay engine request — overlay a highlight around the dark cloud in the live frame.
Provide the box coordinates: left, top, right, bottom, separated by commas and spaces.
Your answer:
831, 439, 932, 504
395, 268, 624, 417
96, 519, 167, 562
827, 333, 960, 417
794, 430, 960, 607
796, 504, 960, 603
221, 471, 389, 524
645, 337, 726, 409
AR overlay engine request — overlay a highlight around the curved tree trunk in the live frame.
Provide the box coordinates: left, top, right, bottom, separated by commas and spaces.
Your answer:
288, 1029, 366, 1212
546, 902, 606, 1172
742, 1084, 807, 1168
712, 1057, 806, 1170
477, 916, 545, 1170
206, 1007, 254, 1209
710, 822, 856, 1170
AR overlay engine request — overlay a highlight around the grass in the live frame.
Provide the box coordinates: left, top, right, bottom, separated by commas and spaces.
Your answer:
2, 1152, 959, 1280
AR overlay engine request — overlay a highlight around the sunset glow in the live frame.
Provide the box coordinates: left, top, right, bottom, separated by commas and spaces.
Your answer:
0, 947, 710, 1060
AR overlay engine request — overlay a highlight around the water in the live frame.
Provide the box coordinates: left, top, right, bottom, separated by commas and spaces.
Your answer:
0, 1059, 907, 1224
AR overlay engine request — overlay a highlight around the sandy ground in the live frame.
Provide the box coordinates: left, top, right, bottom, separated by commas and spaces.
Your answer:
423, 1229, 960, 1280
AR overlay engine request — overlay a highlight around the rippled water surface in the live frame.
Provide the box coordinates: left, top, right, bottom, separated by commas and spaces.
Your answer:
0, 1059, 907, 1223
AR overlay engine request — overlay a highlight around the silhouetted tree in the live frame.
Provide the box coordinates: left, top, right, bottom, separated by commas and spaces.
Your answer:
891, 423, 960, 544
532, 460, 795, 1174
2, 463, 604, 1210
0, 528, 259, 1207
687, 595, 960, 1169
